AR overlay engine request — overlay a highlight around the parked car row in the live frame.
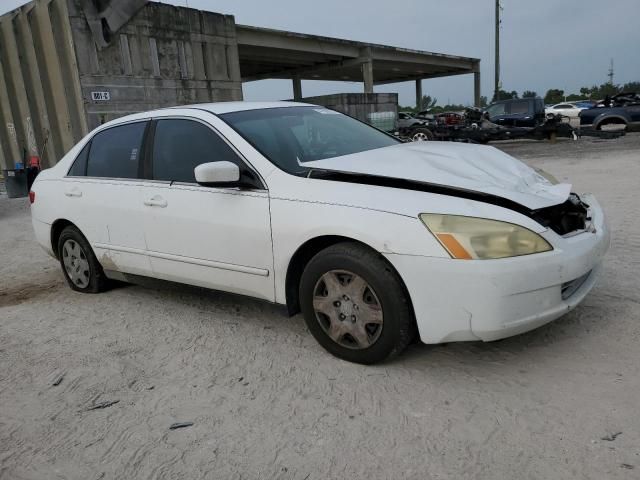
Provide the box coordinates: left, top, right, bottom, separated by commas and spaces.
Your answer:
398, 92, 639, 139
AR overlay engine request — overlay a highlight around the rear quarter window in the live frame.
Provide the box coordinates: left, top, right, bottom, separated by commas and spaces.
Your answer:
67, 142, 90, 176
86, 122, 147, 179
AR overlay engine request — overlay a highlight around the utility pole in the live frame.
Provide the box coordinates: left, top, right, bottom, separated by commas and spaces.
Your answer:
494, 0, 500, 101
608, 58, 614, 84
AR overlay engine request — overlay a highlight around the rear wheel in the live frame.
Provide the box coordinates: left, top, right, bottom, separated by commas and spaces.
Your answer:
299, 242, 415, 364
57, 226, 108, 293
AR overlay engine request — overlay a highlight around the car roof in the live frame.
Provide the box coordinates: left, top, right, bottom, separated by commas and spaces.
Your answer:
192, 101, 315, 114
98, 101, 319, 129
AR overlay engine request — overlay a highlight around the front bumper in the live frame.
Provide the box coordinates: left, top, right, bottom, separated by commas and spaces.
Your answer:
385, 194, 610, 343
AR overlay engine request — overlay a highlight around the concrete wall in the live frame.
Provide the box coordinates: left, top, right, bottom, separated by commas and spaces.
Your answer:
0, 0, 82, 168
301, 93, 399, 131
67, 0, 243, 131
0, 0, 243, 169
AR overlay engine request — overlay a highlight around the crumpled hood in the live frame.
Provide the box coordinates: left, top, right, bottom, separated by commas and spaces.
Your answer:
303, 142, 571, 210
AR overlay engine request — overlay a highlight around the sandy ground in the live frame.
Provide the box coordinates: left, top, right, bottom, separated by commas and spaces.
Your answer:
1, 134, 639, 480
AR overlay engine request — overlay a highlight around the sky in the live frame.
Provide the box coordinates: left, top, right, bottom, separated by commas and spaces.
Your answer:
2, 0, 639, 106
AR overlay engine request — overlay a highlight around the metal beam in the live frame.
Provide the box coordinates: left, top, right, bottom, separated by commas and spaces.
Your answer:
242, 56, 369, 82
373, 69, 469, 86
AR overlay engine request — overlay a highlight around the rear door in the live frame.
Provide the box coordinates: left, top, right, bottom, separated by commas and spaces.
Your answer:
64, 120, 151, 275
141, 116, 274, 301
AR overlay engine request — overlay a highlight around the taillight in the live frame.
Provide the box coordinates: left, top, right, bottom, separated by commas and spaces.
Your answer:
29, 191, 35, 204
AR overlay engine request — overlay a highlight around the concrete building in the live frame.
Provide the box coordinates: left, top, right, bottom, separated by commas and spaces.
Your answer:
0, 0, 480, 170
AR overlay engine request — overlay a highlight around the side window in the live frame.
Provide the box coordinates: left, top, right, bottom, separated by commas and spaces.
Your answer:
68, 142, 90, 176
152, 119, 242, 183
509, 100, 530, 115
86, 122, 147, 178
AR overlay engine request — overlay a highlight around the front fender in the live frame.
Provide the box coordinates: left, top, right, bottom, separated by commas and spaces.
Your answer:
269, 198, 448, 304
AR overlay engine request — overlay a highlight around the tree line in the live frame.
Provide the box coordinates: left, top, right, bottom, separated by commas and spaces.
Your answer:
400, 80, 640, 113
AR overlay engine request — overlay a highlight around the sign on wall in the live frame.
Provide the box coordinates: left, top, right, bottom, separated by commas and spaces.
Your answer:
91, 91, 111, 101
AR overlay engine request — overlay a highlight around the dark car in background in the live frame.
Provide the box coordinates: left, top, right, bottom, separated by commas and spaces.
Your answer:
485, 97, 546, 127
579, 93, 640, 131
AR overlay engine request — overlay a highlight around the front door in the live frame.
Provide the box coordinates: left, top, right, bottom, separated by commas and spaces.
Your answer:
141, 118, 274, 301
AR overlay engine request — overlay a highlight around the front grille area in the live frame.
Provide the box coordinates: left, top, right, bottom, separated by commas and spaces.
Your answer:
561, 270, 592, 300
531, 193, 590, 236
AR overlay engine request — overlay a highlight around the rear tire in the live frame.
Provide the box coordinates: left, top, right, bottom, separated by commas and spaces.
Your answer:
299, 242, 416, 364
57, 226, 108, 293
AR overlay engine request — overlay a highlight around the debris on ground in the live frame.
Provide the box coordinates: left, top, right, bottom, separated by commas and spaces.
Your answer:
86, 400, 120, 411
169, 422, 194, 430
51, 373, 65, 386
601, 431, 622, 441
620, 464, 635, 470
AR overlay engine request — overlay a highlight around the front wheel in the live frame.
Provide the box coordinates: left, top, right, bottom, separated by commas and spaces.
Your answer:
299, 243, 416, 364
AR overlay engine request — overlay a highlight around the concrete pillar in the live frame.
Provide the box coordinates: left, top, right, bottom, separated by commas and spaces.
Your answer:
51, 0, 89, 137
31, 0, 75, 156
14, 8, 55, 167
362, 60, 374, 94
0, 16, 33, 159
0, 58, 22, 168
474, 69, 481, 108
292, 76, 302, 101
416, 79, 423, 110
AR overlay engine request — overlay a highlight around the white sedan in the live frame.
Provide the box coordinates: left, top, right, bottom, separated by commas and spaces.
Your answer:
30, 102, 610, 364
545, 103, 588, 126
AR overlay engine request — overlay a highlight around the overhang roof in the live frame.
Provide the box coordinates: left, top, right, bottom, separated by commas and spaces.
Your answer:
236, 25, 479, 85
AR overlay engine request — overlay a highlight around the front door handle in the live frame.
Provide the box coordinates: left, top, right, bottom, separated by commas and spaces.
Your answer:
64, 187, 82, 198
144, 195, 167, 208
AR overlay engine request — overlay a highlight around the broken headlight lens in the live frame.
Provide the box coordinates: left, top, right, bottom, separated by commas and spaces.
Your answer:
420, 214, 553, 260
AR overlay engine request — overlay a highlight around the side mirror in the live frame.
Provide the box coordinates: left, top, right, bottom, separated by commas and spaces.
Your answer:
194, 161, 240, 186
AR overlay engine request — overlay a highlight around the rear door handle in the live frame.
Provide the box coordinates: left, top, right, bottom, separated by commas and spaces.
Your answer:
144, 195, 167, 208
64, 187, 82, 198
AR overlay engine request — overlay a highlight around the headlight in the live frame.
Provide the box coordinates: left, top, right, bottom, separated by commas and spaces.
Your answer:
420, 214, 553, 260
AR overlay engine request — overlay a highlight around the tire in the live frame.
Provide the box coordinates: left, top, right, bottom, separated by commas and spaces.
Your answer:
57, 225, 108, 293
411, 127, 434, 142
299, 242, 416, 364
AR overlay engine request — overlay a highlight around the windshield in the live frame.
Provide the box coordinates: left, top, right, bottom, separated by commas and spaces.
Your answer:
220, 106, 400, 175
